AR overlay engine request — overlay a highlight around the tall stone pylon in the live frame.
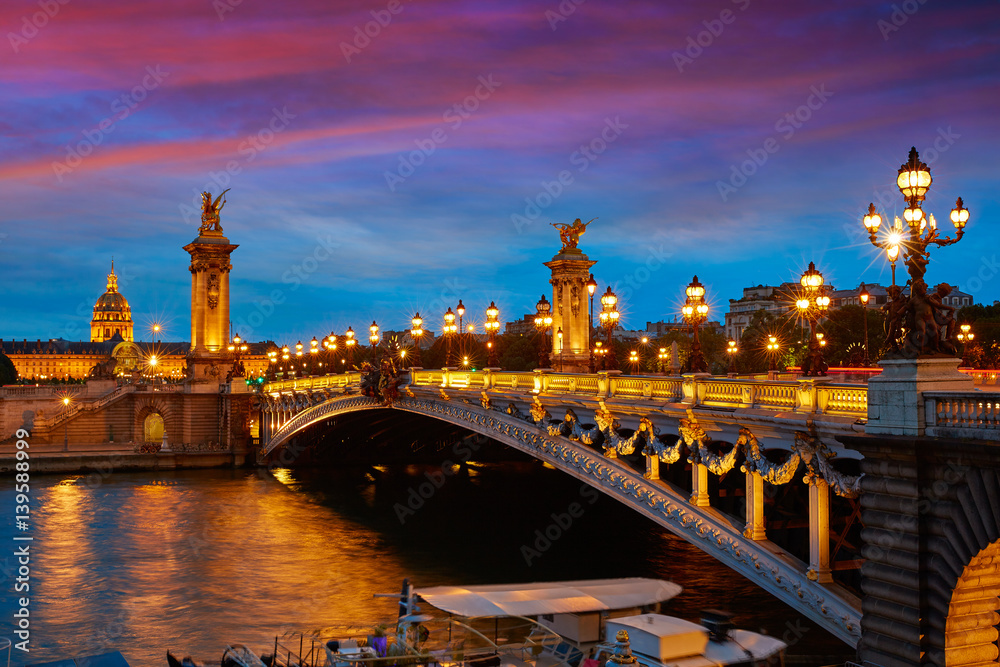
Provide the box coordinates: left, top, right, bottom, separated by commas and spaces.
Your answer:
544, 218, 597, 372
183, 189, 238, 382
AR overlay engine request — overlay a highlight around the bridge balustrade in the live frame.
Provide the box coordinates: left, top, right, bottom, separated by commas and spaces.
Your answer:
924, 392, 1000, 440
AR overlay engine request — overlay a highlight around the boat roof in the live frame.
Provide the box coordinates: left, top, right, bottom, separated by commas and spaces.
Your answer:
607, 615, 786, 665
415, 578, 682, 617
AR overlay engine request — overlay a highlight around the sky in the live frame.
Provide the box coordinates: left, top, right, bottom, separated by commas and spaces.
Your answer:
1, 0, 998, 345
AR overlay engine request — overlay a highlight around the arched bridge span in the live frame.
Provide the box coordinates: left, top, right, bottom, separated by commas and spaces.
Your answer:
261, 379, 863, 647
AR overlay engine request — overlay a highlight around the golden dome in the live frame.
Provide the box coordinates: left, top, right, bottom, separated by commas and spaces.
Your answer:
91, 259, 134, 342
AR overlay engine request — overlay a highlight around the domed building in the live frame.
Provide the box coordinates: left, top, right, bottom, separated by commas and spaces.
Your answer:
91, 260, 134, 343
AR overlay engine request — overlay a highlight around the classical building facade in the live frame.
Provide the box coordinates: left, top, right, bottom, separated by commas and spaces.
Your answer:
1, 257, 269, 382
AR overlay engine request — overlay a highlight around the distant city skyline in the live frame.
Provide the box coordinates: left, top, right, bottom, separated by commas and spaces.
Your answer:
2, 0, 998, 343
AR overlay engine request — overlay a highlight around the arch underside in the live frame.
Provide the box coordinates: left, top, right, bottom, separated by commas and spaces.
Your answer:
265, 393, 862, 645
946, 543, 1000, 665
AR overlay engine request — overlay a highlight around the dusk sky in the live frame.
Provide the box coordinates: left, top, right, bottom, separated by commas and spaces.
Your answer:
1, 0, 998, 345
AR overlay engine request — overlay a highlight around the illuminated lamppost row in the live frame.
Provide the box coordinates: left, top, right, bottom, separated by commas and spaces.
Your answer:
443, 307, 457, 367
410, 313, 424, 368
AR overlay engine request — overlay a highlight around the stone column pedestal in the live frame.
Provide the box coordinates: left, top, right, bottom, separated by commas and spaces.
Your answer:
866, 357, 974, 436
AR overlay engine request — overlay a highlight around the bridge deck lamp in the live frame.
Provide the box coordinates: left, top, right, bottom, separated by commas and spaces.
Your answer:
586, 274, 598, 362
535, 295, 553, 369
485, 302, 500, 367
727, 340, 738, 374
958, 324, 975, 367
344, 327, 356, 369
443, 308, 457, 366
859, 283, 871, 366
795, 262, 830, 376
369, 321, 380, 356
598, 287, 619, 371
628, 349, 639, 371
767, 335, 780, 372
681, 276, 709, 373
862, 148, 970, 355
410, 313, 424, 367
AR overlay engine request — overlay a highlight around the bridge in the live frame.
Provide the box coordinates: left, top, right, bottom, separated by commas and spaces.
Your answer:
258, 365, 1000, 665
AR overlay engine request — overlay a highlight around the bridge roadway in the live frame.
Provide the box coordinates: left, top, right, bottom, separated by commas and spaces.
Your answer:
260, 369, 873, 647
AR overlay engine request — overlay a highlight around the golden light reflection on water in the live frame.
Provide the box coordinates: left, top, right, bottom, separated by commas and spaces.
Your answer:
26, 471, 412, 666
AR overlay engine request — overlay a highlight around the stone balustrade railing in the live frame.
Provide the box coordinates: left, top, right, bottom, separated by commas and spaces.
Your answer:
406, 369, 870, 418
924, 392, 1000, 440
264, 372, 361, 394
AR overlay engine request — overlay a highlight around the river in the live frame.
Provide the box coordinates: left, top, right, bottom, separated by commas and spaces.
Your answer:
0, 462, 852, 665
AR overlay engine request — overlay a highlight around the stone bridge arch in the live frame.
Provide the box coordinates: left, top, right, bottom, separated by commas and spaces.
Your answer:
134, 395, 175, 444
848, 435, 1000, 666
263, 392, 861, 646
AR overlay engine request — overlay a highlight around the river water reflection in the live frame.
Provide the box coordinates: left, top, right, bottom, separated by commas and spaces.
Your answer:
0, 463, 850, 665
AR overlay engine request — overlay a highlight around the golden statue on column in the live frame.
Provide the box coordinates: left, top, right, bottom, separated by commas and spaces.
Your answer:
550, 217, 596, 251
198, 188, 230, 235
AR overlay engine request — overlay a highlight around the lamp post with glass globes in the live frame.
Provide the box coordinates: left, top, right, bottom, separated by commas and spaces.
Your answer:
456, 299, 466, 358
534, 295, 553, 369
957, 324, 975, 367
443, 308, 457, 367
280, 345, 290, 377
598, 287, 620, 371
795, 262, 831, 377
628, 349, 639, 373
294, 341, 304, 376
485, 302, 500, 368
369, 322, 380, 361
586, 274, 598, 371
861, 148, 970, 356
344, 327, 356, 370
410, 313, 424, 368
681, 276, 709, 374
324, 332, 338, 375
858, 283, 871, 366
227, 334, 248, 378
727, 340, 738, 375
766, 335, 780, 372
266, 349, 278, 380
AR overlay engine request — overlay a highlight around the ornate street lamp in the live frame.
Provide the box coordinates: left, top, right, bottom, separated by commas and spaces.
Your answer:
681, 276, 709, 373
369, 321, 380, 359
861, 148, 970, 356
858, 283, 870, 366
324, 332, 338, 375
485, 302, 500, 368
456, 299, 466, 358
727, 340, 738, 375
628, 349, 639, 372
345, 327, 356, 370
766, 335, 780, 372
534, 295, 553, 369
657, 347, 668, 375
598, 286, 619, 371
795, 262, 831, 376
443, 308, 457, 367
586, 274, 598, 368
958, 324, 975, 367
410, 313, 424, 367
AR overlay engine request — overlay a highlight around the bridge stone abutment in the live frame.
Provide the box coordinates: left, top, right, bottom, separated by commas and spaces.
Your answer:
846, 433, 1000, 666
